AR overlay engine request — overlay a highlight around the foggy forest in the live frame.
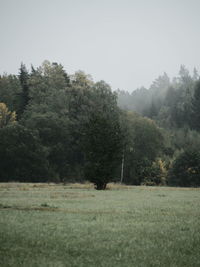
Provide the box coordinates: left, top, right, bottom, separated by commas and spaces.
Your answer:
0, 61, 200, 189
1, 1, 200, 266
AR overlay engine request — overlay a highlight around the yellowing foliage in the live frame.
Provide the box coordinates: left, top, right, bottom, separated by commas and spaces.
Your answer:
0, 102, 16, 128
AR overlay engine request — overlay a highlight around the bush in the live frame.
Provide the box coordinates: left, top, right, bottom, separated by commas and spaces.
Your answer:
142, 159, 167, 186
168, 148, 200, 187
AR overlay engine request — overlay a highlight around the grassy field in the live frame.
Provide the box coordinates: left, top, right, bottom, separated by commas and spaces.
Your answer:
0, 183, 200, 267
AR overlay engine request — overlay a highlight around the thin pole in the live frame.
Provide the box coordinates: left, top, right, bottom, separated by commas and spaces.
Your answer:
120, 151, 124, 184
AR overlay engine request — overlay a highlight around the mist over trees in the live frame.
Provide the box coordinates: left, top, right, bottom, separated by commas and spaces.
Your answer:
118, 65, 200, 187
117, 65, 199, 129
0, 62, 200, 188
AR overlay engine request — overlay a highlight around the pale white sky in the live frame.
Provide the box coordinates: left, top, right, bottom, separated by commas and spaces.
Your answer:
1, 0, 200, 91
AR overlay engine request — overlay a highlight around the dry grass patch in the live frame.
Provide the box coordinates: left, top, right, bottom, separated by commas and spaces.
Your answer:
50, 191, 95, 199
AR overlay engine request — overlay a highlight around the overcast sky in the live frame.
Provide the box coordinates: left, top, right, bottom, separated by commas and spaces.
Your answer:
1, 0, 200, 91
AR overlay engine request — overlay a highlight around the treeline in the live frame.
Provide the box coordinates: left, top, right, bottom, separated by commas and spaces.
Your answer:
0, 61, 200, 188
118, 65, 200, 187
117, 66, 199, 129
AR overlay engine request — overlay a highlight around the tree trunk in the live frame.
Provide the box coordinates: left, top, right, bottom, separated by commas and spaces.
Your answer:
95, 182, 107, 190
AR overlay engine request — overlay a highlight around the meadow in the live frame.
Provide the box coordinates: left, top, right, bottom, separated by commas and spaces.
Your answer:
0, 183, 200, 267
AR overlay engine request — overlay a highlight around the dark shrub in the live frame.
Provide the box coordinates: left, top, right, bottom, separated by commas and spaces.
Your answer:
169, 148, 200, 187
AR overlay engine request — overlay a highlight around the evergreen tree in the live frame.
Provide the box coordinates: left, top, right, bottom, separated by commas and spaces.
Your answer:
84, 112, 122, 190
192, 80, 200, 130
18, 63, 30, 118
84, 81, 122, 189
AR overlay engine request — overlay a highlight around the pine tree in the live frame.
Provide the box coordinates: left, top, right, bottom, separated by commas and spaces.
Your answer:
18, 63, 30, 118
192, 80, 200, 130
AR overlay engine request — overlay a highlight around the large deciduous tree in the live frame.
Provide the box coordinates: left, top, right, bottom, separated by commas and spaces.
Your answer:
0, 124, 50, 182
121, 111, 164, 185
0, 74, 21, 112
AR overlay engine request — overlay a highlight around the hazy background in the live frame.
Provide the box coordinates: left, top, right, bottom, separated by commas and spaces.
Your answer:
1, 0, 200, 91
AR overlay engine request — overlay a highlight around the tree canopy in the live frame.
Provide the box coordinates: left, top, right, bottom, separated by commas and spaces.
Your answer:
0, 62, 200, 187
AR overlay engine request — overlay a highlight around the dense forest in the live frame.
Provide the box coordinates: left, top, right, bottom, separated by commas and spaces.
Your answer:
0, 61, 200, 188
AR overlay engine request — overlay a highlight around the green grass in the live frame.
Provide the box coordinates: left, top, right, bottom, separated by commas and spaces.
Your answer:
0, 183, 200, 267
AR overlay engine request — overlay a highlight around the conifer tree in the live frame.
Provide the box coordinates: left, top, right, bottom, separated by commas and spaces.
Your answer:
18, 63, 30, 118
192, 80, 200, 130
